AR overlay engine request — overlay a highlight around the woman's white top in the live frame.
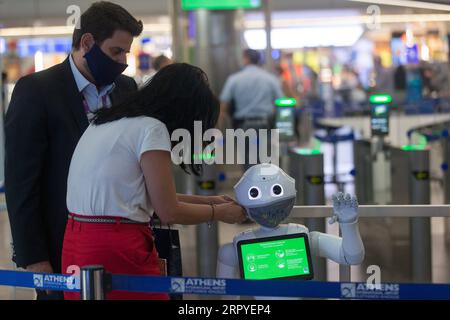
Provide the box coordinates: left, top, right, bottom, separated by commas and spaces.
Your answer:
67, 116, 171, 222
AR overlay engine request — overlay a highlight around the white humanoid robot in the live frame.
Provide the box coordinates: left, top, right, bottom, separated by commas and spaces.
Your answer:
217, 163, 365, 291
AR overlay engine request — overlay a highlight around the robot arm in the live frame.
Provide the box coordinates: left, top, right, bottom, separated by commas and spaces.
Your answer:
309, 221, 364, 265
309, 193, 365, 265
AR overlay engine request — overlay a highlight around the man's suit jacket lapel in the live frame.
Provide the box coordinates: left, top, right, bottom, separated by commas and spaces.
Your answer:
59, 57, 89, 133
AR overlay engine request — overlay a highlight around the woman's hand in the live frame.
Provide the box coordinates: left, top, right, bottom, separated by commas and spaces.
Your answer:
211, 195, 236, 205
215, 202, 247, 224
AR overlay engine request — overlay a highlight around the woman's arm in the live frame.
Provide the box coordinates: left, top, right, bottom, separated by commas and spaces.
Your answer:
177, 194, 235, 205
141, 150, 246, 225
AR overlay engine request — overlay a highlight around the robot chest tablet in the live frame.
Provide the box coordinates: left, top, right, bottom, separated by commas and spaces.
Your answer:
236, 233, 314, 281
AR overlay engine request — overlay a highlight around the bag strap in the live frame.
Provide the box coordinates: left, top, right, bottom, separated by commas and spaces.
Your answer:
150, 212, 163, 228
151, 212, 177, 246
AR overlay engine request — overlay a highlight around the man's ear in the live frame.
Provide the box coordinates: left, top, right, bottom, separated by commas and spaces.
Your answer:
80, 33, 95, 53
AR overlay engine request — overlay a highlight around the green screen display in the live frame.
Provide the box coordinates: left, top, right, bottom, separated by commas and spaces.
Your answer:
275, 107, 295, 140
182, 0, 261, 10
369, 94, 392, 104
239, 235, 312, 280
371, 104, 389, 136
275, 98, 297, 107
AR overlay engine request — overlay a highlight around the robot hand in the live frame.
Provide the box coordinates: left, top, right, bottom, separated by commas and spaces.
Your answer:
329, 192, 359, 225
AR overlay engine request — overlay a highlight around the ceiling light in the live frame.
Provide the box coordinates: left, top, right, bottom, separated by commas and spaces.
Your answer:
244, 26, 364, 49
0, 24, 171, 37
347, 0, 450, 11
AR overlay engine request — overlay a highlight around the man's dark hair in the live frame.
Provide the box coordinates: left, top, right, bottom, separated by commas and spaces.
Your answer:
243, 49, 261, 65
153, 55, 171, 72
93, 63, 219, 175
72, 1, 143, 49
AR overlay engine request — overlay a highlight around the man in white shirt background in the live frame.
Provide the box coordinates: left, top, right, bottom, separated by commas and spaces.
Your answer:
219, 49, 284, 171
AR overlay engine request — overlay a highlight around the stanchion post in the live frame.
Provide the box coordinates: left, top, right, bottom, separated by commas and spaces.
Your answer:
288, 147, 327, 281
80, 265, 106, 300
195, 163, 218, 278
391, 145, 431, 282
408, 149, 431, 283
353, 139, 374, 205
443, 137, 450, 246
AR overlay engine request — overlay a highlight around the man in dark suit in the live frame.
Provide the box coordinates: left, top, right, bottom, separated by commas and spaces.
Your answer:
4, 2, 143, 299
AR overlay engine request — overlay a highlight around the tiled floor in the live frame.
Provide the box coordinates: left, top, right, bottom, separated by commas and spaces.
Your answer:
1, 141, 449, 300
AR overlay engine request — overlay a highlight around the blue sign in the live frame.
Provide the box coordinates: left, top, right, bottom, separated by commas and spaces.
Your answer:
17, 38, 72, 57
406, 69, 423, 104
138, 53, 151, 71
33, 273, 80, 291
406, 44, 419, 65
0, 269, 79, 292
0, 38, 6, 54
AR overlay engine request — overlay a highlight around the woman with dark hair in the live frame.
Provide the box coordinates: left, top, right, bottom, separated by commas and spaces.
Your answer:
62, 63, 246, 300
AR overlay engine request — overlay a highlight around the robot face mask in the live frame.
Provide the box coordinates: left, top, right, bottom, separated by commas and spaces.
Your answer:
247, 197, 296, 228
234, 163, 297, 228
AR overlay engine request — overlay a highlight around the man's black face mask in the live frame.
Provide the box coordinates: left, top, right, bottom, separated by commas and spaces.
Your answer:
84, 44, 128, 86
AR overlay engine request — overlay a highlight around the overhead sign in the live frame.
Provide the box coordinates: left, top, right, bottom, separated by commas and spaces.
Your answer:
181, 0, 261, 10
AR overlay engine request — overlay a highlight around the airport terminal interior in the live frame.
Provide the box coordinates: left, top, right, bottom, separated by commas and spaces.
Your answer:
1, 0, 450, 300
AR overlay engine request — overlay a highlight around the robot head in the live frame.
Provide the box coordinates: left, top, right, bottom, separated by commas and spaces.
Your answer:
234, 163, 296, 228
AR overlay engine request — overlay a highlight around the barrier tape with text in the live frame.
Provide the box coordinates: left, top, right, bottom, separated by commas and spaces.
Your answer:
0, 269, 449, 300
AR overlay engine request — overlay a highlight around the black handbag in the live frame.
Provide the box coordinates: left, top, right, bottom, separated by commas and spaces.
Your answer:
151, 213, 183, 300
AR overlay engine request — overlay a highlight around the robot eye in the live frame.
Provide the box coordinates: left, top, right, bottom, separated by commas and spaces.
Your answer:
248, 187, 261, 200
271, 184, 283, 196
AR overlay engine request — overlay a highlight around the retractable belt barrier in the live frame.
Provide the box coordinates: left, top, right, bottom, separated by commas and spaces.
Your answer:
1, 269, 450, 300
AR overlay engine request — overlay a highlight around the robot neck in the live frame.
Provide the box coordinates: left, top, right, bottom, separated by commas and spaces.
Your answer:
253, 225, 292, 239
258, 225, 280, 233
